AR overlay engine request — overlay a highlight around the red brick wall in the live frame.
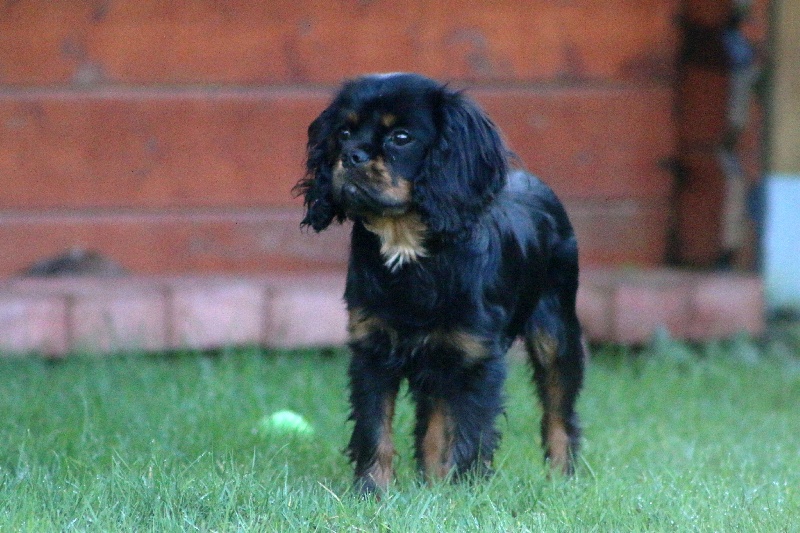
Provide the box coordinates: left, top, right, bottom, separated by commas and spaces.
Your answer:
0, 1, 681, 275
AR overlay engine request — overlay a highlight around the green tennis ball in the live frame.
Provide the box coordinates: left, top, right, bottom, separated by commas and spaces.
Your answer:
256, 410, 314, 438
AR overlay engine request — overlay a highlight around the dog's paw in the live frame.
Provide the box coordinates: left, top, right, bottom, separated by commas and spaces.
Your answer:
352, 475, 384, 499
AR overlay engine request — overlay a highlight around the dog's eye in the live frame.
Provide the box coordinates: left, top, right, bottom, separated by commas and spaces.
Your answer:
388, 130, 412, 146
338, 128, 351, 141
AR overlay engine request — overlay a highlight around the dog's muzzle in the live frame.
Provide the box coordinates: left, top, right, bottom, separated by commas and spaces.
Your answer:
333, 164, 410, 217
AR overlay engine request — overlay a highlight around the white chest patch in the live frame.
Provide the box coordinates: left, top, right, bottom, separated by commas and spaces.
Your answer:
363, 213, 428, 272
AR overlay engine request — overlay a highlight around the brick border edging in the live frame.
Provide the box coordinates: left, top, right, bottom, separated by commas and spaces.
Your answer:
0, 269, 764, 357
0, 274, 349, 357
578, 269, 764, 344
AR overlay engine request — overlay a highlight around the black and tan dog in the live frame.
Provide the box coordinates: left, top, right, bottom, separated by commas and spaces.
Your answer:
295, 73, 586, 494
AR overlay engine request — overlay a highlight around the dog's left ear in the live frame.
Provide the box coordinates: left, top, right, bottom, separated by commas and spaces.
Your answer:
414, 90, 508, 236
293, 108, 345, 232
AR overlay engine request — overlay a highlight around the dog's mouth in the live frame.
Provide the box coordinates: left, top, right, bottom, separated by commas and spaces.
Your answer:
341, 180, 409, 216
332, 160, 412, 217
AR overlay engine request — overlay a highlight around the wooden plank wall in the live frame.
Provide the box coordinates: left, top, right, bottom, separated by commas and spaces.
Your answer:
770, 0, 800, 175
673, 0, 769, 269
0, 1, 681, 275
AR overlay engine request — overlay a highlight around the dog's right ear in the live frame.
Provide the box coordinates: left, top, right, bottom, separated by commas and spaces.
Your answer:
293, 107, 344, 232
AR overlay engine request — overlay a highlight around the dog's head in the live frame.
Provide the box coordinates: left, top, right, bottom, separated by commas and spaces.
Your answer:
295, 73, 509, 237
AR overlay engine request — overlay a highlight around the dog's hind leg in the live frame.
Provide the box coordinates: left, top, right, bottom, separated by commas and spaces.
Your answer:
525, 289, 586, 476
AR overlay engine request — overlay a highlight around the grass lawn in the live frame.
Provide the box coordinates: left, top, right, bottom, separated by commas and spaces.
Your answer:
1, 339, 799, 532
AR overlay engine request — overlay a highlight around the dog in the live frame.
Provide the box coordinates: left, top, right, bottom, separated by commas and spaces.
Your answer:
295, 73, 586, 494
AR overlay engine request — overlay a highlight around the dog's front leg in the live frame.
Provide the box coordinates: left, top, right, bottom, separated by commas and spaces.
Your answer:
346, 345, 400, 495
413, 356, 505, 483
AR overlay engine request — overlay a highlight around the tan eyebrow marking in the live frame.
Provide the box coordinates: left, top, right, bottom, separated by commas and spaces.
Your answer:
381, 113, 397, 128
345, 111, 360, 125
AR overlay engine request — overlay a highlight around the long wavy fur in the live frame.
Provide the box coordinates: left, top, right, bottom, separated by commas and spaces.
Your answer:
414, 90, 509, 236
293, 106, 345, 231
293, 74, 585, 494
295, 81, 509, 237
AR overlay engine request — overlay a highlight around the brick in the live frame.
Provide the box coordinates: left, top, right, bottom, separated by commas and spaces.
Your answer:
688, 274, 764, 340
0, 294, 68, 356
7, 276, 152, 298
263, 274, 348, 348
576, 280, 613, 342
169, 278, 267, 350
70, 287, 168, 354
1, 1, 678, 85
7, 277, 170, 353
0, 270, 767, 357
613, 275, 692, 344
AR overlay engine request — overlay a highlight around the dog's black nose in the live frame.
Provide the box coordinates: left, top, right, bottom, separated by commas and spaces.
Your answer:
343, 149, 370, 168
